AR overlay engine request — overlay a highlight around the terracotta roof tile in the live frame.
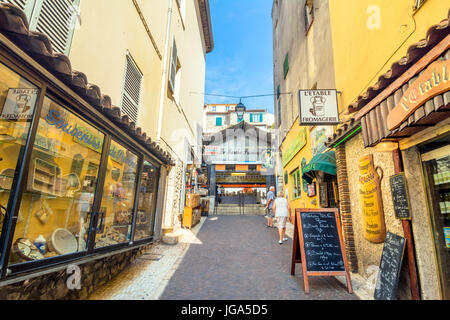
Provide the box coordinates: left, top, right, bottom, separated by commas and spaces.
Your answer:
0, 2, 174, 166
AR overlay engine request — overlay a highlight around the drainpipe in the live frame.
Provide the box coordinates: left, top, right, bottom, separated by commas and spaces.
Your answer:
156, 0, 173, 143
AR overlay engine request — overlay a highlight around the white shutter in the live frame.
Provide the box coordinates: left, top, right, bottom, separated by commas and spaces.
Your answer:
1, 0, 28, 10
121, 54, 143, 124
0, 0, 35, 18
168, 39, 177, 93
30, 0, 80, 55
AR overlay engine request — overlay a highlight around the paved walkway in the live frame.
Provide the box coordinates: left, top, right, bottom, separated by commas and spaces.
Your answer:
160, 215, 358, 300
88, 215, 360, 300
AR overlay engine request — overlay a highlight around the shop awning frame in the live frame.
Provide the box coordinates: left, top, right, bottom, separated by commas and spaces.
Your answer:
302, 151, 337, 184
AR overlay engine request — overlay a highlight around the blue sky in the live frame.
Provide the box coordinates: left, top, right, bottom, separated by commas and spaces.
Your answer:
205, 0, 274, 113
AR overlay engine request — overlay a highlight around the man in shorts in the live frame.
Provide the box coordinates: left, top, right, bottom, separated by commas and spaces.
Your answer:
265, 186, 276, 228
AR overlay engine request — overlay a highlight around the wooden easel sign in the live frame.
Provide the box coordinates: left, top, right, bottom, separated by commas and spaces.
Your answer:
291, 208, 353, 294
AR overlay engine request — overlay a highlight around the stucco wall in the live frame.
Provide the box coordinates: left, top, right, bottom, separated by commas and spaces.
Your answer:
272, 0, 336, 141
402, 146, 441, 300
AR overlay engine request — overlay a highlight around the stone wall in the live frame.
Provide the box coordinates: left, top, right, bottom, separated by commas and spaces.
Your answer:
0, 243, 153, 300
345, 133, 405, 296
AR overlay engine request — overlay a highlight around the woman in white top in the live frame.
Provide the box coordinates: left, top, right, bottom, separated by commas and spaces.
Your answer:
272, 191, 291, 245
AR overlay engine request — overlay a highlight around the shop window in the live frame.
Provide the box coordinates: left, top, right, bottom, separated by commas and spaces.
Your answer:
95, 139, 138, 248
135, 160, 159, 241
421, 140, 450, 299
0, 62, 39, 252
290, 169, 301, 199
9, 96, 105, 264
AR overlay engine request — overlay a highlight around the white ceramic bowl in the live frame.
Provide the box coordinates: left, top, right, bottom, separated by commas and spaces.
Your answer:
50, 228, 78, 255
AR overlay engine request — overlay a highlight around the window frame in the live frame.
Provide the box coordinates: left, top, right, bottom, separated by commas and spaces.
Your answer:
289, 168, 301, 200
0, 43, 162, 278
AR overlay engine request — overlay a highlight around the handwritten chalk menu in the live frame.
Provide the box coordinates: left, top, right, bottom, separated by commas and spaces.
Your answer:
374, 232, 406, 300
300, 211, 345, 272
291, 208, 352, 294
390, 173, 411, 220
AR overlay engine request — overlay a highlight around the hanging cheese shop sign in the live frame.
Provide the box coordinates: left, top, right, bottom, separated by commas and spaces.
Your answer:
359, 155, 386, 243
387, 59, 450, 131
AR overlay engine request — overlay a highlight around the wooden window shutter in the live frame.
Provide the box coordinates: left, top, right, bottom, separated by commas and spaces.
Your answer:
169, 39, 178, 93
276, 84, 280, 100
29, 0, 80, 55
283, 53, 289, 79
121, 53, 143, 124
250, 113, 253, 123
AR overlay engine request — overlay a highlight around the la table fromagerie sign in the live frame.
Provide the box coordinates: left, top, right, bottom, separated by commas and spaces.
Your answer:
298, 89, 340, 125
387, 59, 450, 131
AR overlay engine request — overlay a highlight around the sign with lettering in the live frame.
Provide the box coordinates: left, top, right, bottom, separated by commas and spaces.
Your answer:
359, 155, 386, 243
1, 88, 38, 120
374, 232, 406, 300
291, 208, 352, 294
387, 59, 450, 131
282, 127, 307, 166
298, 89, 339, 125
389, 173, 411, 220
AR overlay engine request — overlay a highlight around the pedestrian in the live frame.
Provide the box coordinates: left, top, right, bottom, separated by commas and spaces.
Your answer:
272, 191, 291, 244
265, 186, 276, 228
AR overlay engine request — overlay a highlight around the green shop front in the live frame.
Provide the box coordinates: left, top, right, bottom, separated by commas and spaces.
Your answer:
0, 4, 173, 298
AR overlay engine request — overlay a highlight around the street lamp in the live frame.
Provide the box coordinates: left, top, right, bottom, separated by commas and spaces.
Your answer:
236, 101, 246, 122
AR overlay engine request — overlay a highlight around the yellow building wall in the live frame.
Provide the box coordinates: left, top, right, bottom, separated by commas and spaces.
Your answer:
328, 0, 449, 117
281, 117, 319, 220
68, 0, 166, 139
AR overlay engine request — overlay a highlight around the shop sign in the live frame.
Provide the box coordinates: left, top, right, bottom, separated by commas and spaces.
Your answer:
46, 110, 102, 150
387, 59, 450, 131
444, 227, 450, 249
1, 88, 38, 120
282, 127, 307, 167
46, 110, 136, 168
298, 89, 339, 125
359, 154, 386, 243
204, 146, 220, 155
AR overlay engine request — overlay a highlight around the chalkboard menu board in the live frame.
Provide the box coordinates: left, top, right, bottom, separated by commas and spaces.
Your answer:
300, 211, 345, 272
390, 173, 411, 219
374, 232, 406, 300
291, 208, 352, 294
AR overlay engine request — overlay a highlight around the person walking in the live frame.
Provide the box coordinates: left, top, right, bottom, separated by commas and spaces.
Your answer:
265, 186, 276, 228
272, 191, 291, 244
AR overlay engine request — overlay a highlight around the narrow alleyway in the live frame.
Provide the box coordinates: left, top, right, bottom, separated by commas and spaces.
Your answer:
89, 216, 358, 300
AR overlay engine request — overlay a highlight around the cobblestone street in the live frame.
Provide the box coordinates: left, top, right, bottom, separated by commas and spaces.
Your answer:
88, 215, 359, 300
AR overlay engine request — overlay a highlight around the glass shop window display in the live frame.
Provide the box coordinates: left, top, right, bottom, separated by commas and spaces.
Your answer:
135, 160, 159, 240
9, 97, 105, 263
95, 140, 138, 248
0, 63, 39, 259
